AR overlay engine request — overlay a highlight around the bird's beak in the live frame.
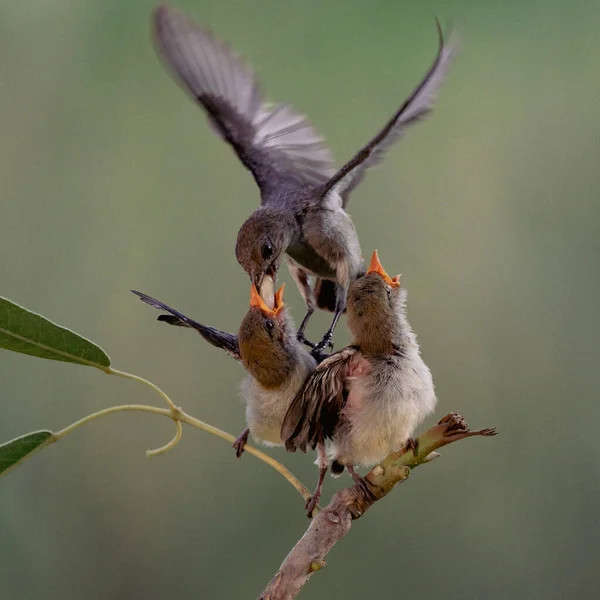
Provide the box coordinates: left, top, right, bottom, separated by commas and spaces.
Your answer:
253, 271, 264, 289
252, 270, 277, 310
249, 282, 285, 317
367, 250, 401, 287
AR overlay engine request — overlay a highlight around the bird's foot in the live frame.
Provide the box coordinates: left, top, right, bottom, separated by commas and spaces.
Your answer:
232, 428, 250, 458
310, 347, 330, 363
312, 332, 334, 354
353, 476, 377, 503
296, 331, 316, 349
305, 493, 321, 518
344, 465, 374, 502
403, 437, 419, 457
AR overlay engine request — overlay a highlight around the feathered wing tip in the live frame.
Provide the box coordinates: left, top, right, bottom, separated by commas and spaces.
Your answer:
152, 5, 336, 189
281, 348, 354, 453
131, 290, 241, 360
320, 20, 460, 209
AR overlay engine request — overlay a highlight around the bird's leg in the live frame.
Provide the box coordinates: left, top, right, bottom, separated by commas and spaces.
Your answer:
347, 464, 376, 502
232, 427, 250, 458
403, 437, 419, 457
312, 310, 341, 353
286, 258, 317, 348
297, 307, 315, 348
312, 280, 347, 354
305, 443, 328, 518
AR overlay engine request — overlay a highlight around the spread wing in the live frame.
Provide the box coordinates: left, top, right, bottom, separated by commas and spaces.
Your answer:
153, 5, 336, 195
320, 22, 458, 210
281, 346, 358, 452
131, 290, 240, 360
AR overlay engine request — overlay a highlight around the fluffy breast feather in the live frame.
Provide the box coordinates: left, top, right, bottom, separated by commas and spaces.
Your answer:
332, 350, 436, 467
242, 350, 316, 446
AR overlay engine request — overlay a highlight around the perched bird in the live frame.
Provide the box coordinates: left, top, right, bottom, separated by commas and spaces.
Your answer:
281, 251, 436, 515
152, 5, 457, 352
132, 284, 317, 455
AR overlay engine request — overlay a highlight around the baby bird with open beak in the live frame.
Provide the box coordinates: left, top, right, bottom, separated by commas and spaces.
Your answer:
133, 283, 316, 455
238, 283, 317, 451
281, 251, 436, 515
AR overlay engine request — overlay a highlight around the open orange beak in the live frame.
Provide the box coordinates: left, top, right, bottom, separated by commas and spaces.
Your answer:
249, 282, 285, 317
367, 250, 401, 287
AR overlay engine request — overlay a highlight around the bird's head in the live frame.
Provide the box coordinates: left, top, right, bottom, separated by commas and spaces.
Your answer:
347, 250, 404, 354
239, 282, 295, 388
235, 208, 293, 306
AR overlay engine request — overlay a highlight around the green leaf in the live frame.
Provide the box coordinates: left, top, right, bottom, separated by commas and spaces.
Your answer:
0, 431, 56, 477
0, 297, 110, 370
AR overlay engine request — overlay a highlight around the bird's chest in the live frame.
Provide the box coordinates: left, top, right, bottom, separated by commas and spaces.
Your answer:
241, 378, 292, 445
286, 236, 336, 279
340, 358, 431, 465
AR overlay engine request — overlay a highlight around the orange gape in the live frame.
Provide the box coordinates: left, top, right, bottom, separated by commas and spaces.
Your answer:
249, 282, 286, 316
367, 250, 401, 288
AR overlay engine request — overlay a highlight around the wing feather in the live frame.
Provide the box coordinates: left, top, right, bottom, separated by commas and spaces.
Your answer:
281, 346, 357, 452
153, 5, 336, 194
320, 22, 459, 209
131, 290, 240, 360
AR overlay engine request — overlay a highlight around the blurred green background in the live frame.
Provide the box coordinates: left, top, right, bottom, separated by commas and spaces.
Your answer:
1, 0, 599, 598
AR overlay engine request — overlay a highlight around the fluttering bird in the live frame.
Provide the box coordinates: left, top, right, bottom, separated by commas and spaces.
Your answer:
132, 284, 316, 455
281, 251, 436, 515
152, 5, 458, 353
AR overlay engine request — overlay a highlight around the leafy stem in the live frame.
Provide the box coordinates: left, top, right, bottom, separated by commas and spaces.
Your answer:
53, 398, 311, 501
0, 295, 312, 502
49, 360, 317, 501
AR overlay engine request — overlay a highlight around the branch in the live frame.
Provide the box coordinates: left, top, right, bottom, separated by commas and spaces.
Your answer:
258, 413, 497, 600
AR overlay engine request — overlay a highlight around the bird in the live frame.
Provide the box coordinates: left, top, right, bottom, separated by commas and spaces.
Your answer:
132, 283, 317, 456
151, 5, 458, 353
281, 250, 436, 515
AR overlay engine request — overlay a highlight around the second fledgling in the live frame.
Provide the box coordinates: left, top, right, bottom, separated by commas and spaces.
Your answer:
281, 251, 436, 515
133, 284, 317, 456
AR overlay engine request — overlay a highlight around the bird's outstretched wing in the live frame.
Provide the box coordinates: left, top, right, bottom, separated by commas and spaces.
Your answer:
153, 5, 336, 195
131, 290, 240, 360
319, 22, 458, 210
281, 346, 358, 452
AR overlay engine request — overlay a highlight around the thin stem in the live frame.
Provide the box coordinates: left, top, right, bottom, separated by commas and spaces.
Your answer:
146, 420, 183, 457
107, 367, 178, 411
177, 410, 312, 501
53, 402, 311, 502
54, 404, 171, 439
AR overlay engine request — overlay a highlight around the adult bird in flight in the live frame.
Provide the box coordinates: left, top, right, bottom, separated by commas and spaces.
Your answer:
152, 5, 457, 353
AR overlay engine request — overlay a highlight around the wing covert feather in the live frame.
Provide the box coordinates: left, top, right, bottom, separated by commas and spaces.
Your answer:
282, 347, 357, 452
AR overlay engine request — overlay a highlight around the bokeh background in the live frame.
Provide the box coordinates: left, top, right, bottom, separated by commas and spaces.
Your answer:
1, 0, 599, 598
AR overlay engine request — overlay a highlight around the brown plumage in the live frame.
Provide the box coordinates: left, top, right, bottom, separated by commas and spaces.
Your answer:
281, 251, 436, 515
132, 285, 316, 456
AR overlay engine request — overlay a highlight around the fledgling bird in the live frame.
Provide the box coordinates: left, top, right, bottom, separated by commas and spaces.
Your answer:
152, 5, 458, 352
281, 251, 436, 515
132, 284, 317, 455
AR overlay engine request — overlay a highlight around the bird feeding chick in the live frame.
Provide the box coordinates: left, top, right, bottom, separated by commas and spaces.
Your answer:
281, 251, 436, 516
152, 5, 458, 354
132, 282, 316, 456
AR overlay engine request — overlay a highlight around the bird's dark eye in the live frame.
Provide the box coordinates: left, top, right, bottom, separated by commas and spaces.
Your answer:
386, 287, 392, 300
261, 242, 274, 260
264, 319, 275, 333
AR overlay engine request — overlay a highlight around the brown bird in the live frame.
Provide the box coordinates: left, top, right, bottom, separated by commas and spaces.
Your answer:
281, 251, 436, 515
132, 284, 316, 455
152, 5, 457, 353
